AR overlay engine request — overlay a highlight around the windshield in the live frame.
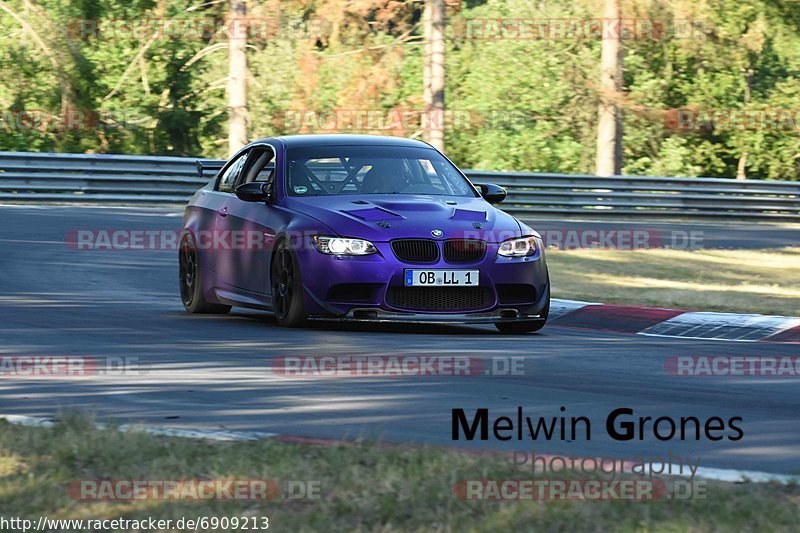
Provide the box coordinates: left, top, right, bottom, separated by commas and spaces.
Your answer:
285, 145, 478, 197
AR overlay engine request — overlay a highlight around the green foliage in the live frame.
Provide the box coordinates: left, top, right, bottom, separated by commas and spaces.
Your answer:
2, 417, 800, 531
0, 0, 798, 179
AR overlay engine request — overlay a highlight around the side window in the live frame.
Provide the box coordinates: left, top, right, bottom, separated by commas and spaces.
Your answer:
240, 147, 276, 185
217, 152, 248, 193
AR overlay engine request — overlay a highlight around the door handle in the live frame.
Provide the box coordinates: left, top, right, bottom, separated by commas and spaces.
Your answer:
218, 207, 228, 217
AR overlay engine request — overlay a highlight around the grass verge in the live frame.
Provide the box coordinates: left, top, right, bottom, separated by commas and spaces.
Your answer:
547, 247, 800, 316
1, 416, 799, 532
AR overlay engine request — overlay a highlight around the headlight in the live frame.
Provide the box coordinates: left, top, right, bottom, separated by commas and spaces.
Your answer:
498, 236, 537, 257
311, 235, 377, 255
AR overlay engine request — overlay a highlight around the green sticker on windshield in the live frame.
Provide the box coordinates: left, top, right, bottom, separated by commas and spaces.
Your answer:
294, 186, 308, 194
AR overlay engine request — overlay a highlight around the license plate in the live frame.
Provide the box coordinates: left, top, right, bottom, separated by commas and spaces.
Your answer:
404, 270, 479, 287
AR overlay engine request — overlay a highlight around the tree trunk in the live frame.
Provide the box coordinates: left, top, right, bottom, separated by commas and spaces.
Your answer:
422, 1, 432, 111
737, 68, 753, 180
736, 152, 748, 180
595, 0, 623, 176
426, 0, 445, 151
228, 0, 248, 157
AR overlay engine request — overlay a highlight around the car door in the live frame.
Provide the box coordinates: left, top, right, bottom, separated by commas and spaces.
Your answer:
214, 144, 280, 295
196, 149, 249, 277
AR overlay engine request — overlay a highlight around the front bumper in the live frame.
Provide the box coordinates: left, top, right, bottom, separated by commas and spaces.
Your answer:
296, 237, 550, 319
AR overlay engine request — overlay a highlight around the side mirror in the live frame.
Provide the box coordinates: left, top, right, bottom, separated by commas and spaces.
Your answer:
475, 183, 507, 204
235, 181, 271, 202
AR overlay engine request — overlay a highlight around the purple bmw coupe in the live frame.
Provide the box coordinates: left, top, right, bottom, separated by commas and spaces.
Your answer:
180, 135, 550, 333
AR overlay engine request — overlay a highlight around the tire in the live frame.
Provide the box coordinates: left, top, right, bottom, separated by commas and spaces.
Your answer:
271, 240, 308, 327
179, 234, 231, 314
495, 298, 549, 334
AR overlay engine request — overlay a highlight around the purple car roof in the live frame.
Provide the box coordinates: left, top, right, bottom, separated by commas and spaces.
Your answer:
262, 134, 435, 149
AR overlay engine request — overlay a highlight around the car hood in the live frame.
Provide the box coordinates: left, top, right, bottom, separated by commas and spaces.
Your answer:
283, 194, 523, 242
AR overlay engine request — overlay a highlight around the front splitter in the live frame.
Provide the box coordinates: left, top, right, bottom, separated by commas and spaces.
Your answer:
309, 308, 546, 325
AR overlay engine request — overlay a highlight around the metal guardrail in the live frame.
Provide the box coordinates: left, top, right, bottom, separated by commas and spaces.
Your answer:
1, 151, 799, 221
467, 170, 800, 221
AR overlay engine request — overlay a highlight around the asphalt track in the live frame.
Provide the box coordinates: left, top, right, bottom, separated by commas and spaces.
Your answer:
0, 206, 798, 476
